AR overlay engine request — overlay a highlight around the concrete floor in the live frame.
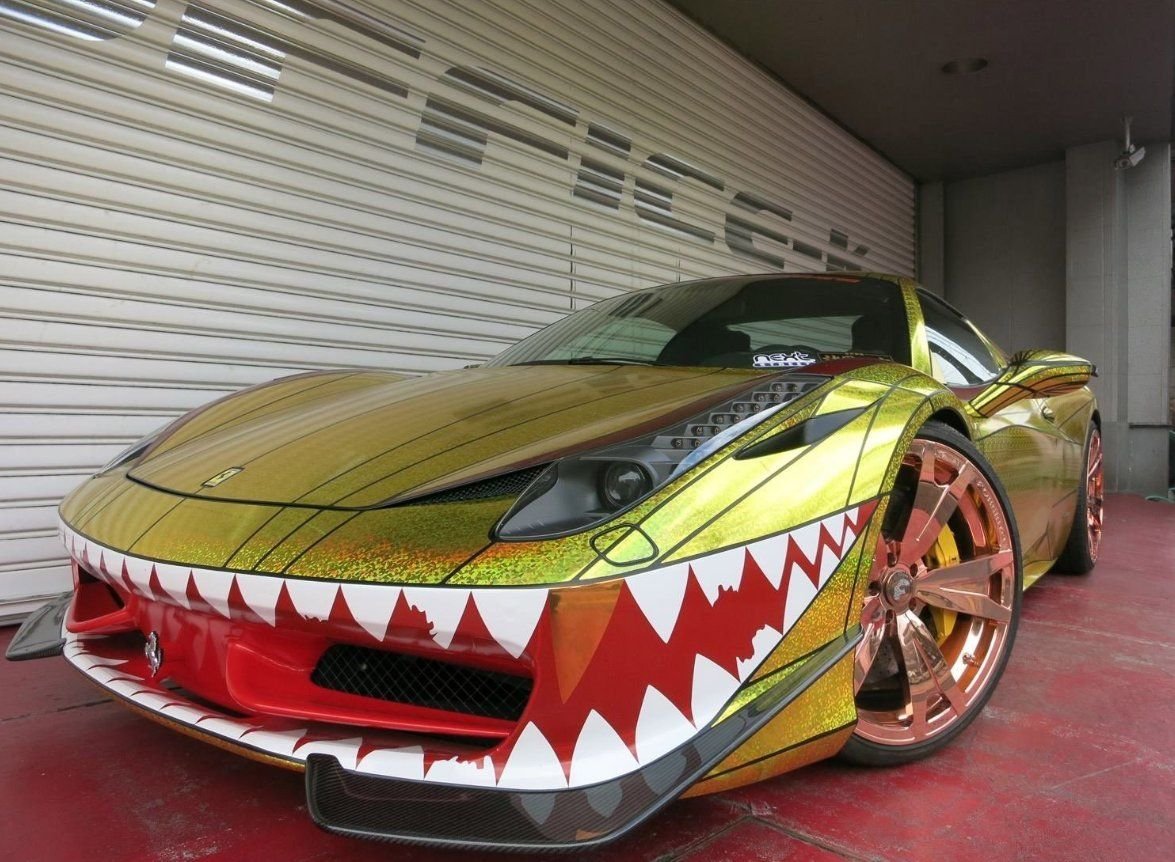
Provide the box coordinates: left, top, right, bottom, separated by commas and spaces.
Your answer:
2, 494, 1172, 861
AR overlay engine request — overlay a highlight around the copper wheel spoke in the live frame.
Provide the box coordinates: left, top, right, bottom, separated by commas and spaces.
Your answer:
854, 595, 888, 694
896, 610, 967, 726
914, 551, 1013, 622
901, 461, 979, 565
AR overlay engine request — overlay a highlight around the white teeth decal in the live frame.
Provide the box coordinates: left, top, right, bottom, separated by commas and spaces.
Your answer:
737, 625, 783, 681
689, 547, 747, 605
690, 655, 741, 728
193, 569, 235, 618
821, 513, 852, 572
634, 685, 695, 765
130, 691, 181, 712
160, 703, 213, 725
124, 557, 155, 597
791, 520, 824, 570
154, 563, 193, 609
59, 505, 868, 792
497, 722, 566, 789
340, 583, 401, 642
569, 709, 638, 788
107, 678, 148, 699
356, 745, 424, 780
782, 563, 819, 632
285, 578, 339, 622
402, 587, 469, 650
625, 562, 689, 643
297, 737, 363, 771
238, 728, 306, 756
747, 533, 789, 589
236, 574, 283, 626
196, 717, 256, 740
472, 589, 548, 659
101, 551, 127, 584
425, 754, 496, 787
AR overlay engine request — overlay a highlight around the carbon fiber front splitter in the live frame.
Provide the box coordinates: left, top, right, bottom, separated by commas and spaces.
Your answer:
306, 632, 860, 852
5, 592, 70, 661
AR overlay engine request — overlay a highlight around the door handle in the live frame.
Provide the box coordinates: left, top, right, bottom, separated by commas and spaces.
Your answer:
1040, 404, 1056, 423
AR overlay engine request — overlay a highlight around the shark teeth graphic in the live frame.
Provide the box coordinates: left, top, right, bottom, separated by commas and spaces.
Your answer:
634, 685, 695, 765
193, 568, 234, 618
747, 533, 789, 588
425, 754, 496, 787
737, 625, 784, 681
124, 555, 154, 597
624, 562, 689, 643
296, 737, 363, 771
236, 573, 283, 626
498, 722, 566, 789
356, 745, 424, 780
690, 654, 742, 727
402, 587, 469, 650
569, 710, 639, 788
154, 563, 193, 609
340, 582, 401, 642
472, 588, 548, 659
783, 567, 819, 631
285, 578, 338, 621
689, 547, 747, 604
58, 504, 871, 792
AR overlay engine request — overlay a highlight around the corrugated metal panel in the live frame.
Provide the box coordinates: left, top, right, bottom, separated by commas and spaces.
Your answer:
0, 0, 914, 615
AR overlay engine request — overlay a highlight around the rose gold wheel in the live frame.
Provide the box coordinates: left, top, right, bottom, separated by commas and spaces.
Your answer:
1086, 428, 1104, 562
1054, 422, 1103, 575
845, 424, 1020, 759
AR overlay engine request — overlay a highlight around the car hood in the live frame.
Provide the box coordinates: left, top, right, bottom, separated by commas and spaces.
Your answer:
128, 364, 773, 509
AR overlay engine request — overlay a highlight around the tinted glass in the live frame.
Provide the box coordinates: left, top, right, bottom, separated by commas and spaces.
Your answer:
918, 291, 1001, 385
487, 276, 911, 369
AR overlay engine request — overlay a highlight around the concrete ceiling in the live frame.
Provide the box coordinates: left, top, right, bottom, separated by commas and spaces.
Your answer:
666, 0, 1175, 181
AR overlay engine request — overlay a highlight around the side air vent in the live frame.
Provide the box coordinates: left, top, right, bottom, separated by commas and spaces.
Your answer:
311, 645, 532, 722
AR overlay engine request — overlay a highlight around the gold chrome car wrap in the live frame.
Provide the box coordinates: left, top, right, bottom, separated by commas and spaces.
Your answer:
31, 272, 1099, 850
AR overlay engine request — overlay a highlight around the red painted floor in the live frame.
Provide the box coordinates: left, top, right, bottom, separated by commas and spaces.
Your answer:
2, 494, 1172, 862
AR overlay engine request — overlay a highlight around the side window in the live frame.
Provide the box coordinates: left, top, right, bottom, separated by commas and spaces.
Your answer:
918, 292, 1001, 386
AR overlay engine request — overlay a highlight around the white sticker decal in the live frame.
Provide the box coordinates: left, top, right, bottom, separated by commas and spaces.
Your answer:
752, 351, 817, 368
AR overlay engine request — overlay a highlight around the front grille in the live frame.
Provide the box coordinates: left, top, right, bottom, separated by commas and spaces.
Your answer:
311, 645, 532, 722
410, 466, 546, 505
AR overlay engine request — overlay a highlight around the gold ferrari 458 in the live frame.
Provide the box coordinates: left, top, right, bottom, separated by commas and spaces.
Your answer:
8, 273, 1102, 850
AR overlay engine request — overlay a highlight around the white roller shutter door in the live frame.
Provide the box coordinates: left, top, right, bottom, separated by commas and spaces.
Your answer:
0, 0, 914, 617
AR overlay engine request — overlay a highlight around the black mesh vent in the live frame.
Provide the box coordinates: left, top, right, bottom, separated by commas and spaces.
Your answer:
410, 466, 546, 505
311, 645, 532, 722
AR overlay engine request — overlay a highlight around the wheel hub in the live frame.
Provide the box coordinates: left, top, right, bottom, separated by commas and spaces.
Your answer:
881, 566, 915, 609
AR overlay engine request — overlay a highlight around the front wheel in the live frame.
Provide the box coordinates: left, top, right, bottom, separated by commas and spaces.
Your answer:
840, 421, 1022, 766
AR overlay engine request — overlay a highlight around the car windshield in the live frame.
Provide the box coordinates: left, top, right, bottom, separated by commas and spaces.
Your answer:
487, 275, 911, 369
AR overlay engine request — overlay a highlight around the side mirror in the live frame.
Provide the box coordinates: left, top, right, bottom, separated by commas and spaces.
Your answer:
969, 349, 1096, 418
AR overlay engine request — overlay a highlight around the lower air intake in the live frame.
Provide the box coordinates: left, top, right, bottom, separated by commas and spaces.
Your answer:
311, 645, 532, 722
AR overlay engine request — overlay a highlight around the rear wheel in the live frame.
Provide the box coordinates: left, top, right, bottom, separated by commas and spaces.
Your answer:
841, 421, 1021, 766
1052, 424, 1103, 574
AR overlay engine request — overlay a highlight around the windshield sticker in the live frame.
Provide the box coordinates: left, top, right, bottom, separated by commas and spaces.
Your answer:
753, 351, 818, 368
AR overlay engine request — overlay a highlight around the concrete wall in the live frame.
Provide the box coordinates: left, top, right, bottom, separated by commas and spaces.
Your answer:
917, 144, 1171, 494
942, 162, 1067, 354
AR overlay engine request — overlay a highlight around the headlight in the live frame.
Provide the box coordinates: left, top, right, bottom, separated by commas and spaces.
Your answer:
496, 374, 825, 539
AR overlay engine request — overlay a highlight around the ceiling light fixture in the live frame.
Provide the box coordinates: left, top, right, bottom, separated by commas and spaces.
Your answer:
940, 57, 989, 75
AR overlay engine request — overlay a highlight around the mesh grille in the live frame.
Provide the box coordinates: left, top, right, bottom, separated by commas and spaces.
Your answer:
311, 645, 532, 721
410, 466, 546, 505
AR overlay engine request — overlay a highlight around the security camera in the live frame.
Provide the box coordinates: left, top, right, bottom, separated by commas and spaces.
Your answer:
1114, 116, 1146, 170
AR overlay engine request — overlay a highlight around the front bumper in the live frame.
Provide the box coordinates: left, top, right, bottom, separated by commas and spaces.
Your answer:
17, 500, 873, 849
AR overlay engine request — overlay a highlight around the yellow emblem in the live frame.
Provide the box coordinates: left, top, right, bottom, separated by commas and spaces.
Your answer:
202, 467, 244, 488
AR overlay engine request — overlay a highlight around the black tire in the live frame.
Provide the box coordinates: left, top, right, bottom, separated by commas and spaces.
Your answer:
1052, 423, 1102, 575
839, 420, 1023, 767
